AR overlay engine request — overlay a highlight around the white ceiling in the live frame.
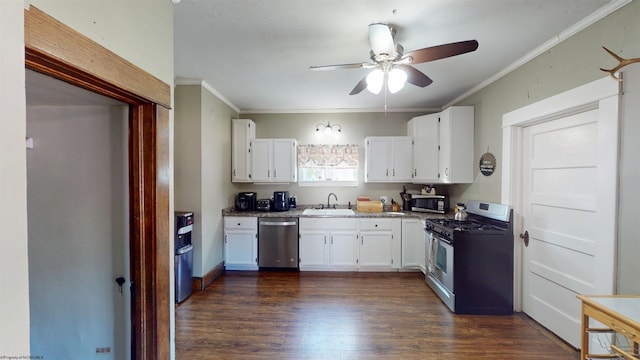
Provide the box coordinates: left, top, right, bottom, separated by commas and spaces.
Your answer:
174, 0, 619, 113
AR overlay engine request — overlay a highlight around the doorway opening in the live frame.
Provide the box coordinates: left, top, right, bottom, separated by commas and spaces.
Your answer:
25, 6, 172, 359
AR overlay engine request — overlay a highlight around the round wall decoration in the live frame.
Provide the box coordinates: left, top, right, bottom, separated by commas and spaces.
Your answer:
479, 152, 496, 176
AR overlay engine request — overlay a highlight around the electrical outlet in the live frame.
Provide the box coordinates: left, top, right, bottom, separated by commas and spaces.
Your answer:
96, 347, 111, 354
380, 196, 388, 204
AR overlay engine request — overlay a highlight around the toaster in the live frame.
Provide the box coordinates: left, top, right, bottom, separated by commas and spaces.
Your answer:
256, 199, 271, 212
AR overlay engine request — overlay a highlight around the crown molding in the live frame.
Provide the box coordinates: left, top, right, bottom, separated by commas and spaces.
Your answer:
444, 0, 632, 108
174, 78, 240, 114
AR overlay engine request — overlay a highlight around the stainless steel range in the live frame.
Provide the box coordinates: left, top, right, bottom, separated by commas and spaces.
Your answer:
425, 200, 514, 315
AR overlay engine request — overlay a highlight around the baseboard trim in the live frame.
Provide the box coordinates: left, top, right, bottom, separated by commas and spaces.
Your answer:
192, 262, 224, 291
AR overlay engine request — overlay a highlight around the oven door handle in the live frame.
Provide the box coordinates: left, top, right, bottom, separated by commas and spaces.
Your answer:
436, 236, 452, 246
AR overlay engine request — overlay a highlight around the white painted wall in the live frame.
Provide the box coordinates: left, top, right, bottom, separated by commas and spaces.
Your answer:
174, 84, 239, 275
0, 0, 30, 356
174, 85, 204, 275
454, 1, 640, 293
200, 86, 238, 273
237, 112, 430, 206
618, 67, 640, 294
27, 105, 128, 359
1, 1, 175, 357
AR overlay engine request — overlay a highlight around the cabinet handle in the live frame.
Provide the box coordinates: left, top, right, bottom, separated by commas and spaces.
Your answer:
386, 169, 389, 176
414, 169, 417, 177
361, 236, 364, 245
274, 169, 277, 178
445, 168, 449, 176
224, 234, 227, 243
331, 236, 333, 245
233, 169, 236, 177
324, 235, 327, 245
268, 169, 270, 178
393, 169, 395, 177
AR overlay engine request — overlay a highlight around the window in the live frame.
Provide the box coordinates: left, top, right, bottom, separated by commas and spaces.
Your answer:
297, 144, 358, 186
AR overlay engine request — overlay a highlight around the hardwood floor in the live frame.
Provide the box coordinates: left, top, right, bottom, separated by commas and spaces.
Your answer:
176, 271, 579, 359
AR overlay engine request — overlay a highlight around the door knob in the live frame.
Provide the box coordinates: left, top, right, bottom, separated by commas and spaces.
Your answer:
519, 231, 530, 247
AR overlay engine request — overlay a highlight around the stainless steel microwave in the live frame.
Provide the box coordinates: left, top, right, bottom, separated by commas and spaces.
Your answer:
412, 195, 449, 214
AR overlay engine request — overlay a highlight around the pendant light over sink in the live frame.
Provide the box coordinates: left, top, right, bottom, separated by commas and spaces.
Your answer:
315, 121, 341, 137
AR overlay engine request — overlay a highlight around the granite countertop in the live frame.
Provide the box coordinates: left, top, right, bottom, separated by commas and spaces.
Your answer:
222, 206, 452, 220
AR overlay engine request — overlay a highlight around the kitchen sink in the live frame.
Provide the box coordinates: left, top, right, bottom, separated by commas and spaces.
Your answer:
302, 208, 355, 216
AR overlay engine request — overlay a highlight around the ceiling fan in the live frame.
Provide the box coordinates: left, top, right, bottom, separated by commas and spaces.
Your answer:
310, 23, 479, 95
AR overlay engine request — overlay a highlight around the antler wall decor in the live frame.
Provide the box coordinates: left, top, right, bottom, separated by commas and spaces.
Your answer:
600, 46, 640, 81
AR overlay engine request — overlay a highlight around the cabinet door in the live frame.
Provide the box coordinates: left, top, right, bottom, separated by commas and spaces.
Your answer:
224, 230, 257, 270
231, 119, 255, 182
391, 137, 413, 182
272, 139, 297, 182
250, 139, 272, 182
365, 137, 391, 182
410, 114, 440, 183
299, 231, 328, 268
439, 106, 474, 183
401, 218, 425, 271
359, 232, 393, 268
328, 231, 358, 268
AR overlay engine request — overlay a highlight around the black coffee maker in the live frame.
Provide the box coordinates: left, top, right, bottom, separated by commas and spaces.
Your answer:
400, 191, 412, 211
272, 191, 290, 211
236, 192, 257, 211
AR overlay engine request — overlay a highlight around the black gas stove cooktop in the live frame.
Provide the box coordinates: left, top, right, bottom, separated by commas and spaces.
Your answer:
429, 219, 505, 232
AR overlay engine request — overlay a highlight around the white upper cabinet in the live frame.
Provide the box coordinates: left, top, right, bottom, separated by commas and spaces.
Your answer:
408, 113, 439, 182
231, 119, 255, 183
364, 136, 413, 183
408, 106, 474, 184
251, 138, 297, 183
438, 106, 474, 183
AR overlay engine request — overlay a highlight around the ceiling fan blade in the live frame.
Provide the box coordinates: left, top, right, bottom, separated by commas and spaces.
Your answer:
396, 65, 433, 88
401, 40, 478, 64
349, 77, 368, 95
309, 62, 367, 71
369, 23, 395, 56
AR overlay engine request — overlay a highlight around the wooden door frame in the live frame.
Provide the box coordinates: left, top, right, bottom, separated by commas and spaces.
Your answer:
500, 76, 620, 313
24, 6, 171, 360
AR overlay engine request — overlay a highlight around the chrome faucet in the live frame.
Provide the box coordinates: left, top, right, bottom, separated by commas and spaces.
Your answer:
327, 193, 338, 209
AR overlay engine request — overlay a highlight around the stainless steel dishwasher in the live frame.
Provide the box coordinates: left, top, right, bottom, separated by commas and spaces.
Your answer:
258, 217, 299, 268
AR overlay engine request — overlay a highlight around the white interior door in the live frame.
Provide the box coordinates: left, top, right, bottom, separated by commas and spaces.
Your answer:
502, 76, 619, 349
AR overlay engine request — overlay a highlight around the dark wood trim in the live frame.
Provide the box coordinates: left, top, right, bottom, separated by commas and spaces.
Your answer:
25, 6, 171, 360
192, 262, 225, 291
24, 6, 170, 109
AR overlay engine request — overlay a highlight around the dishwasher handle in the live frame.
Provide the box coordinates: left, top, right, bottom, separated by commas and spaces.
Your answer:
260, 221, 297, 226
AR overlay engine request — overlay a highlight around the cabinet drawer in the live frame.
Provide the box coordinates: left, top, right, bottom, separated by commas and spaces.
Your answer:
300, 218, 357, 231
586, 305, 639, 340
224, 216, 257, 230
359, 218, 393, 231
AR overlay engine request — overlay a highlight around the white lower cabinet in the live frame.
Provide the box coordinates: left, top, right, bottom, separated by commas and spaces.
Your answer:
358, 218, 401, 271
223, 216, 258, 270
401, 218, 426, 273
299, 218, 358, 271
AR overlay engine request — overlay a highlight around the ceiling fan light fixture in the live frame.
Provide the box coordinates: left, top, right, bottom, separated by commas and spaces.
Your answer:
366, 69, 384, 94
387, 67, 407, 94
